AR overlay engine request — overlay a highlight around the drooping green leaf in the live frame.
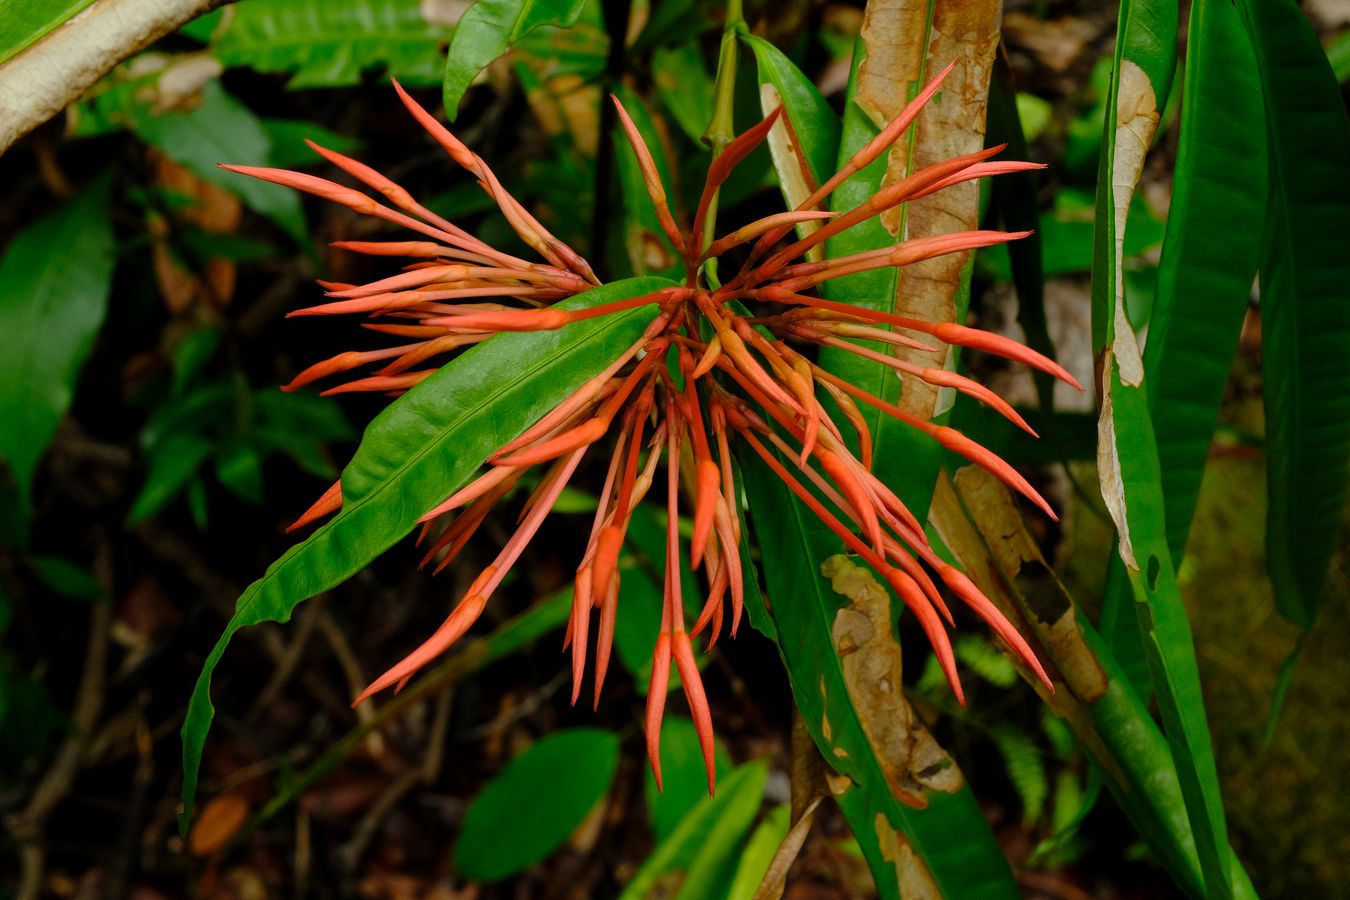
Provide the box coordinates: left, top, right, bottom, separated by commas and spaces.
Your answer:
0, 0, 95, 66
127, 432, 213, 525
136, 82, 307, 243
620, 759, 767, 900
454, 728, 619, 882
643, 715, 733, 843
743, 31, 841, 223
740, 453, 1020, 900
211, 0, 453, 88
442, 0, 587, 119
0, 177, 115, 518
1099, 0, 1266, 696
1238, 0, 1350, 630
180, 277, 670, 832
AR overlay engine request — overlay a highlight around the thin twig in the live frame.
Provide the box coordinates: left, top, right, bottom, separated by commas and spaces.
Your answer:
7, 601, 112, 900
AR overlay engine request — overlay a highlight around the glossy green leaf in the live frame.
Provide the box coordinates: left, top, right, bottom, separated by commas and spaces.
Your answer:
454, 728, 619, 881
740, 453, 1020, 900
1088, 3, 1235, 897
180, 277, 671, 831
442, 0, 587, 119
743, 31, 841, 219
643, 715, 733, 843
620, 759, 767, 900
211, 0, 452, 88
0, 0, 95, 65
1238, 0, 1350, 629
1099, 0, 1266, 696
136, 82, 307, 243
0, 177, 115, 518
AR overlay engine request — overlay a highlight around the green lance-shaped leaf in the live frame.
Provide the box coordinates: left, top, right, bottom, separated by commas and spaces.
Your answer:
1089, 5, 1234, 895
442, 0, 587, 119
0, 176, 115, 520
620, 759, 768, 900
740, 453, 1020, 900
454, 728, 620, 882
209, 0, 453, 89
1236, 0, 1350, 630
742, 30, 841, 252
0, 0, 95, 65
180, 277, 671, 832
1099, 0, 1267, 697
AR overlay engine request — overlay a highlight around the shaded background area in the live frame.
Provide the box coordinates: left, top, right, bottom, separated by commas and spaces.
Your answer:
2, 0, 1348, 897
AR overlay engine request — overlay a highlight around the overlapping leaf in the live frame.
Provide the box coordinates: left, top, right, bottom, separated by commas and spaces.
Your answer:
180, 277, 670, 831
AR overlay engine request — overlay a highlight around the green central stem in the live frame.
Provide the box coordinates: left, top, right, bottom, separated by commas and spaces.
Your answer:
699, 0, 745, 255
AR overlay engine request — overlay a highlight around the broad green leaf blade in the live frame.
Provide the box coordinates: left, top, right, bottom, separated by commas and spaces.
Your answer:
619, 759, 768, 900
180, 277, 671, 832
821, 1, 1000, 519
1099, 0, 1266, 696
0, 177, 114, 517
0, 0, 95, 66
442, 0, 587, 119
1088, 4, 1234, 898
211, 0, 453, 88
743, 31, 841, 251
454, 728, 619, 881
136, 82, 306, 244
1238, 0, 1350, 629
740, 454, 1020, 900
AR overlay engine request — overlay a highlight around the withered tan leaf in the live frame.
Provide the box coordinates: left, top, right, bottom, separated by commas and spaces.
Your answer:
857, 0, 1002, 419
821, 555, 961, 808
